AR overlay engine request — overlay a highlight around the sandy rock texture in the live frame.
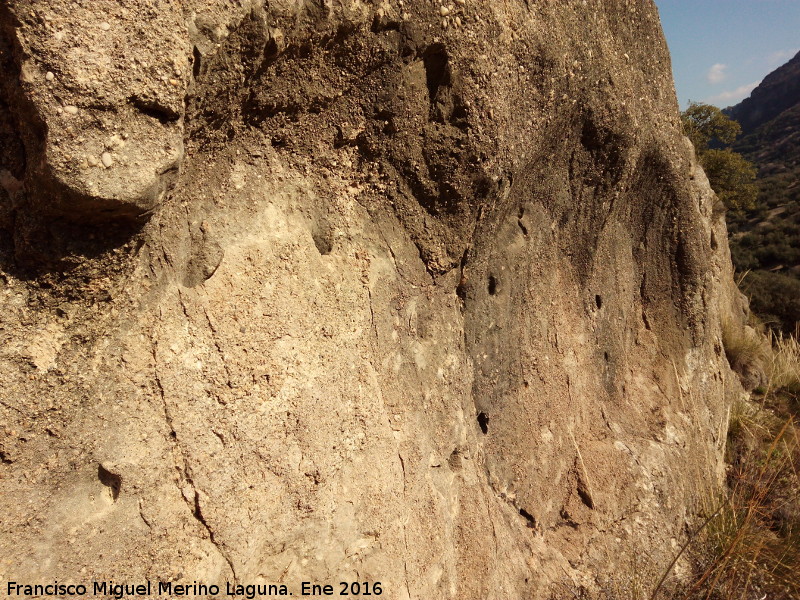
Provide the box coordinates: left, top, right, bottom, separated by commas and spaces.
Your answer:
0, 0, 745, 597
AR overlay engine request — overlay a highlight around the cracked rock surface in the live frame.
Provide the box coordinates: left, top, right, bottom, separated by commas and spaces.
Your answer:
0, 1, 747, 597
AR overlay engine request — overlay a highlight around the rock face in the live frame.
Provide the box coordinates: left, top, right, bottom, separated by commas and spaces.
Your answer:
0, 1, 743, 597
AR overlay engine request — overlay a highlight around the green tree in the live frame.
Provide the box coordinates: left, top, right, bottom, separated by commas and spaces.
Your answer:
681, 102, 757, 211
681, 102, 741, 148
700, 148, 757, 209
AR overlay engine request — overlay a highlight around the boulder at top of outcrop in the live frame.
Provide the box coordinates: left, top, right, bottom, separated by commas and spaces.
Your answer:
1, 0, 192, 218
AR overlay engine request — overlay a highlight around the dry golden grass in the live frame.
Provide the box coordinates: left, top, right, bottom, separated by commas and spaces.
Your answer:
766, 332, 800, 396
721, 319, 769, 382
678, 332, 800, 600
684, 416, 800, 600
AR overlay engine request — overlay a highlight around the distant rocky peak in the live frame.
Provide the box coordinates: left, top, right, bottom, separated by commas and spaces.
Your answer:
726, 50, 800, 135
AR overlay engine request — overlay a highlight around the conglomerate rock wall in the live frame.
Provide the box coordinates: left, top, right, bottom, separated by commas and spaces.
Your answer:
0, 1, 746, 597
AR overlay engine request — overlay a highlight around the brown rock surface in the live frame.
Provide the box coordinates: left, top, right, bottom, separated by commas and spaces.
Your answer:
0, 1, 745, 597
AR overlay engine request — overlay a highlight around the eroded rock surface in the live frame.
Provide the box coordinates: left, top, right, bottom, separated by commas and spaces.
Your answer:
0, 1, 745, 597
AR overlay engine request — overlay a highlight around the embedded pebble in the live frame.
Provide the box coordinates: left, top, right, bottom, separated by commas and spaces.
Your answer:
64, 105, 78, 115
440, 6, 450, 16
99, 22, 111, 31
45, 71, 54, 82
100, 152, 113, 168
87, 155, 99, 167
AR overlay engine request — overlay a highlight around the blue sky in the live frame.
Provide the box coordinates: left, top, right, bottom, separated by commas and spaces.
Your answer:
655, 0, 800, 109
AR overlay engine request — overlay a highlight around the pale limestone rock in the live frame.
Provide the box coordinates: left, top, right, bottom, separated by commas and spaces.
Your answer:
0, 1, 742, 598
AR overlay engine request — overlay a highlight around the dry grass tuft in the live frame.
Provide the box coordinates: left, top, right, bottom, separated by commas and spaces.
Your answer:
766, 332, 800, 396
684, 417, 800, 599
680, 332, 800, 600
721, 319, 770, 390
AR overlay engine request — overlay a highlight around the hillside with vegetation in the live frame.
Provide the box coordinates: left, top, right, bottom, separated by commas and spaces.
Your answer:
725, 51, 800, 334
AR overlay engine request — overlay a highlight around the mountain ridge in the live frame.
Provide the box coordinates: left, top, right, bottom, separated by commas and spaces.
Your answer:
724, 51, 800, 331
726, 50, 800, 135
